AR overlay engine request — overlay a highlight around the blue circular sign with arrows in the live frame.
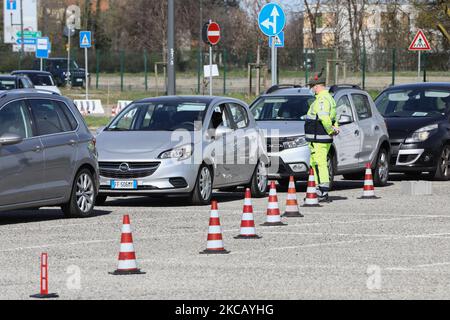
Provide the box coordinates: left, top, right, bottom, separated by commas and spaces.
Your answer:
258, 3, 286, 37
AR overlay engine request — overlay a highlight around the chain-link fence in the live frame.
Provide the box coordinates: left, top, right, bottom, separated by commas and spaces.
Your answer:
1, 44, 449, 94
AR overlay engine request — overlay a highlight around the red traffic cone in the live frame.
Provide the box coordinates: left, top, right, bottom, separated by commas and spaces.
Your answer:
30, 253, 59, 299
303, 168, 322, 207
283, 176, 304, 218
110, 215, 145, 275
235, 188, 262, 239
200, 201, 230, 254
111, 106, 117, 117
261, 181, 287, 226
359, 163, 380, 199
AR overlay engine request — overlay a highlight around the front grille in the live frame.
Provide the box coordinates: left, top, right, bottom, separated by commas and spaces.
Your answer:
99, 162, 160, 179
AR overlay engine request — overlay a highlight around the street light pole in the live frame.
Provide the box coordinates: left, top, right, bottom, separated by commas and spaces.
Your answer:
167, 0, 176, 95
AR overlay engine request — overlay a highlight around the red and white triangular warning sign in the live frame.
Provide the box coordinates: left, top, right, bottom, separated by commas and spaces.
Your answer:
409, 30, 431, 51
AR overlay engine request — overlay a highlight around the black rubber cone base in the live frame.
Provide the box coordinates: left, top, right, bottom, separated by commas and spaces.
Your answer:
260, 222, 288, 227
109, 269, 146, 276
30, 293, 59, 299
200, 249, 231, 255
234, 235, 262, 239
358, 196, 381, 200
282, 212, 304, 218
302, 204, 322, 208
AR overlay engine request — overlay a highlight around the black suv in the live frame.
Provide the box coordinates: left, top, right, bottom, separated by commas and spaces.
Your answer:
375, 82, 450, 180
33, 58, 86, 87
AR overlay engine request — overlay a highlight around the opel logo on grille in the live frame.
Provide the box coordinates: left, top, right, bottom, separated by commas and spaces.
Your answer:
119, 163, 130, 172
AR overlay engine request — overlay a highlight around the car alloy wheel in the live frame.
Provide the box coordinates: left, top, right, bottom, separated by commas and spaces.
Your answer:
199, 166, 212, 201
256, 161, 268, 194
439, 146, 450, 178
377, 150, 389, 184
76, 173, 95, 213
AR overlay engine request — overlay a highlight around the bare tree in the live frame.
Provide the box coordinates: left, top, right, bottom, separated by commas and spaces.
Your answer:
344, 0, 368, 70
304, 0, 322, 49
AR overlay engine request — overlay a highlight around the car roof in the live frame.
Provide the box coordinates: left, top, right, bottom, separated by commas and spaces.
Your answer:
12, 70, 52, 76
260, 84, 364, 98
0, 75, 20, 80
383, 82, 450, 91
0, 89, 62, 102
134, 95, 246, 106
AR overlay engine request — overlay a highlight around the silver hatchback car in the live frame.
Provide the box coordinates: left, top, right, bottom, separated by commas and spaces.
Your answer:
95, 96, 269, 205
250, 85, 391, 188
0, 89, 99, 217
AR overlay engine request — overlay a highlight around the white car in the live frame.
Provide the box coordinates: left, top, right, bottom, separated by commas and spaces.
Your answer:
11, 70, 61, 95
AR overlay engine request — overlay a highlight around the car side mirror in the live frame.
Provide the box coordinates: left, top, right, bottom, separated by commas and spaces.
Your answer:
96, 126, 106, 135
339, 115, 353, 126
215, 125, 233, 138
0, 133, 23, 146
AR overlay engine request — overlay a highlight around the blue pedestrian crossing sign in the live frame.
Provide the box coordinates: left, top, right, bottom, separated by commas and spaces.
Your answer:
269, 31, 285, 48
80, 31, 92, 48
7, 0, 17, 10
258, 3, 286, 37
35, 37, 50, 59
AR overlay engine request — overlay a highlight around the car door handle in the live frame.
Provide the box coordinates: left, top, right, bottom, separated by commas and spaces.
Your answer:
374, 126, 380, 131
354, 130, 360, 136
67, 140, 77, 146
34, 146, 42, 152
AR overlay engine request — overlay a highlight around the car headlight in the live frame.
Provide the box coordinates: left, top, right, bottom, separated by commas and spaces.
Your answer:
283, 136, 308, 149
158, 144, 193, 161
405, 124, 438, 143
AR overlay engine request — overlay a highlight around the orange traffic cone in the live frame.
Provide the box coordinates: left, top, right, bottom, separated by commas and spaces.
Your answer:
110, 215, 145, 275
235, 189, 262, 239
261, 181, 287, 226
30, 253, 59, 299
200, 201, 230, 254
303, 168, 322, 207
359, 163, 380, 199
111, 106, 117, 117
282, 176, 304, 218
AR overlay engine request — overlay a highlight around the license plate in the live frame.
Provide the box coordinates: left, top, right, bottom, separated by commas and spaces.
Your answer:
76, 78, 83, 82
111, 180, 137, 190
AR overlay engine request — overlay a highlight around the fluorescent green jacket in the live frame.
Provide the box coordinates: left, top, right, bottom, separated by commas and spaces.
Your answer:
307, 90, 338, 136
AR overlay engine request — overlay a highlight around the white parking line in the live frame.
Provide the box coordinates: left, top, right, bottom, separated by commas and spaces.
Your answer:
386, 261, 450, 271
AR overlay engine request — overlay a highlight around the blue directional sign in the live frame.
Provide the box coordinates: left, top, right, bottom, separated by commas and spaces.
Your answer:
16, 38, 37, 45
7, 0, 17, 10
269, 31, 285, 48
36, 37, 50, 59
80, 31, 92, 48
258, 3, 286, 37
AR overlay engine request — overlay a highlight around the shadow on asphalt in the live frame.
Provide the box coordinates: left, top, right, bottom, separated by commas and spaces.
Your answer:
0, 209, 112, 226
102, 192, 246, 208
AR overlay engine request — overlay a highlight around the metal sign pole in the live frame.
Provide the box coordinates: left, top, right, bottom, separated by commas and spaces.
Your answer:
271, 38, 276, 86
418, 51, 421, 81
209, 45, 213, 96
40, 58, 43, 71
85, 47, 89, 100
67, 31, 71, 86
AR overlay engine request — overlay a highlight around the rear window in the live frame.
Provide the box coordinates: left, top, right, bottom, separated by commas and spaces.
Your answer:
250, 96, 314, 121
0, 79, 16, 90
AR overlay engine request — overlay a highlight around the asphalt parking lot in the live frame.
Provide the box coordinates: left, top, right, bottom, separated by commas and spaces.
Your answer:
0, 176, 449, 300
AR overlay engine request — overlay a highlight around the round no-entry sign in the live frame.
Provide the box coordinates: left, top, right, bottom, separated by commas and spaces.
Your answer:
207, 22, 221, 46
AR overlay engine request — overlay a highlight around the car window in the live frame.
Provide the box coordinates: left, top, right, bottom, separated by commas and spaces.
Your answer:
0, 100, 33, 139
0, 79, 16, 90
336, 95, 354, 122
24, 73, 55, 86
57, 101, 78, 130
209, 104, 232, 130
351, 94, 372, 120
251, 96, 313, 121
30, 99, 74, 135
376, 89, 450, 118
228, 103, 249, 129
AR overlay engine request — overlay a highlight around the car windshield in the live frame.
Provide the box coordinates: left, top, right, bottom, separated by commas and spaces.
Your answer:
251, 96, 314, 121
107, 101, 207, 132
0, 78, 16, 90
375, 89, 450, 118
24, 74, 54, 86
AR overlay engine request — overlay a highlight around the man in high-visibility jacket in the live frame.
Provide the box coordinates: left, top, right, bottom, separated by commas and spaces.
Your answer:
305, 75, 339, 202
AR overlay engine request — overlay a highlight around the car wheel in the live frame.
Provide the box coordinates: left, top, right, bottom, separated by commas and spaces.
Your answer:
250, 161, 268, 198
328, 153, 336, 191
95, 195, 108, 206
62, 169, 96, 218
373, 148, 390, 187
191, 165, 213, 206
433, 145, 450, 181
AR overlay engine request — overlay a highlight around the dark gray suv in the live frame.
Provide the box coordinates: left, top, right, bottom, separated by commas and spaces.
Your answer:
0, 89, 99, 218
